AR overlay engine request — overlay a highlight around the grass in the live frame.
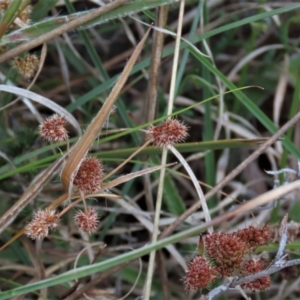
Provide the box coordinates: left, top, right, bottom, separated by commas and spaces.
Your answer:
1, 0, 300, 299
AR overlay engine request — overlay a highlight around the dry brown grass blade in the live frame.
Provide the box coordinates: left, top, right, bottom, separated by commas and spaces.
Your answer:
61, 25, 152, 194
0, 0, 129, 63
0, 155, 66, 235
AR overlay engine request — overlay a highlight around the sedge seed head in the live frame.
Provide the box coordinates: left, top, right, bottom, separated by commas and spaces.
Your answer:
235, 225, 272, 249
205, 232, 249, 276
33, 209, 59, 230
184, 255, 218, 290
147, 118, 188, 148
13, 54, 39, 80
74, 207, 99, 234
25, 220, 49, 240
73, 157, 104, 194
39, 114, 68, 142
25, 209, 59, 240
241, 259, 271, 291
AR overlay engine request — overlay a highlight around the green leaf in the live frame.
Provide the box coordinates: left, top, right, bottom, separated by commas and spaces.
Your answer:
31, 0, 59, 21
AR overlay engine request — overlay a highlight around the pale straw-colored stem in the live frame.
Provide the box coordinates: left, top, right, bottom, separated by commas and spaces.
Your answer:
169, 145, 212, 231
143, 0, 185, 298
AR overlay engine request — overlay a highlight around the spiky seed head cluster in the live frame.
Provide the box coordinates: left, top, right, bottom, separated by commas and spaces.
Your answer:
184, 255, 218, 290
205, 232, 248, 276
185, 225, 273, 292
147, 118, 188, 148
25, 209, 59, 240
74, 207, 99, 234
241, 259, 271, 291
39, 114, 68, 142
235, 225, 272, 249
204, 226, 273, 276
73, 157, 104, 194
13, 54, 39, 80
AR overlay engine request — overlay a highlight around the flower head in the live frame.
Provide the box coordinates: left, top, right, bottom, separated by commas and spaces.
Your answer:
241, 259, 271, 291
235, 225, 272, 250
73, 157, 104, 194
39, 114, 68, 142
205, 232, 249, 276
25, 221, 49, 240
25, 209, 59, 240
184, 255, 218, 290
13, 54, 39, 80
33, 209, 59, 229
147, 118, 188, 148
75, 207, 99, 234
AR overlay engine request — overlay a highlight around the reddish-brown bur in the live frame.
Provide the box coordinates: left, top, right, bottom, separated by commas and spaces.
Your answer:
235, 225, 272, 249
73, 157, 104, 194
184, 255, 218, 290
147, 118, 188, 148
205, 232, 249, 276
25, 209, 59, 240
74, 207, 99, 234
241, 259, 271, 291
25, 221, 49, 240
39, 114, 68, 142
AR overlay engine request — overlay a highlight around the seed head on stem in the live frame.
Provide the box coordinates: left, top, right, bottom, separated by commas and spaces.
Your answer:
74, 207, 99, 234
25, 209, 59, 240
39, 114, 68, 143
147, 118, 188, 148
73, 157, 104, 194
184, 255, 218, 290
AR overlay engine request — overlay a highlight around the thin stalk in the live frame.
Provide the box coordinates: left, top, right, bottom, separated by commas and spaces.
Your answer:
103, 140, 152, 180
143, 5, 169, 212
143, 1, 185, 298
169, 145, 212, 231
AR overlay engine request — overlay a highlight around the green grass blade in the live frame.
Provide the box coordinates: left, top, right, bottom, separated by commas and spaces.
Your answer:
31, 0, 58, 21
189, 49, 300, 159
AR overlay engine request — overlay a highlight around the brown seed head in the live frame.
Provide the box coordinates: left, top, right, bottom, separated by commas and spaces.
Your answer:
241, 259, 271, 291
73, 157, 104, 194
33, 209, 59, 230
75, 208, 99, 234
205, 232, 249, 276
13, 54, 39, 80
147, 118, 188, 148
39, 114, 68, 142
184, 255, 218, 290
235, 225, 272, 249
25, 221, 49, 240
25, 209, 60, 240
